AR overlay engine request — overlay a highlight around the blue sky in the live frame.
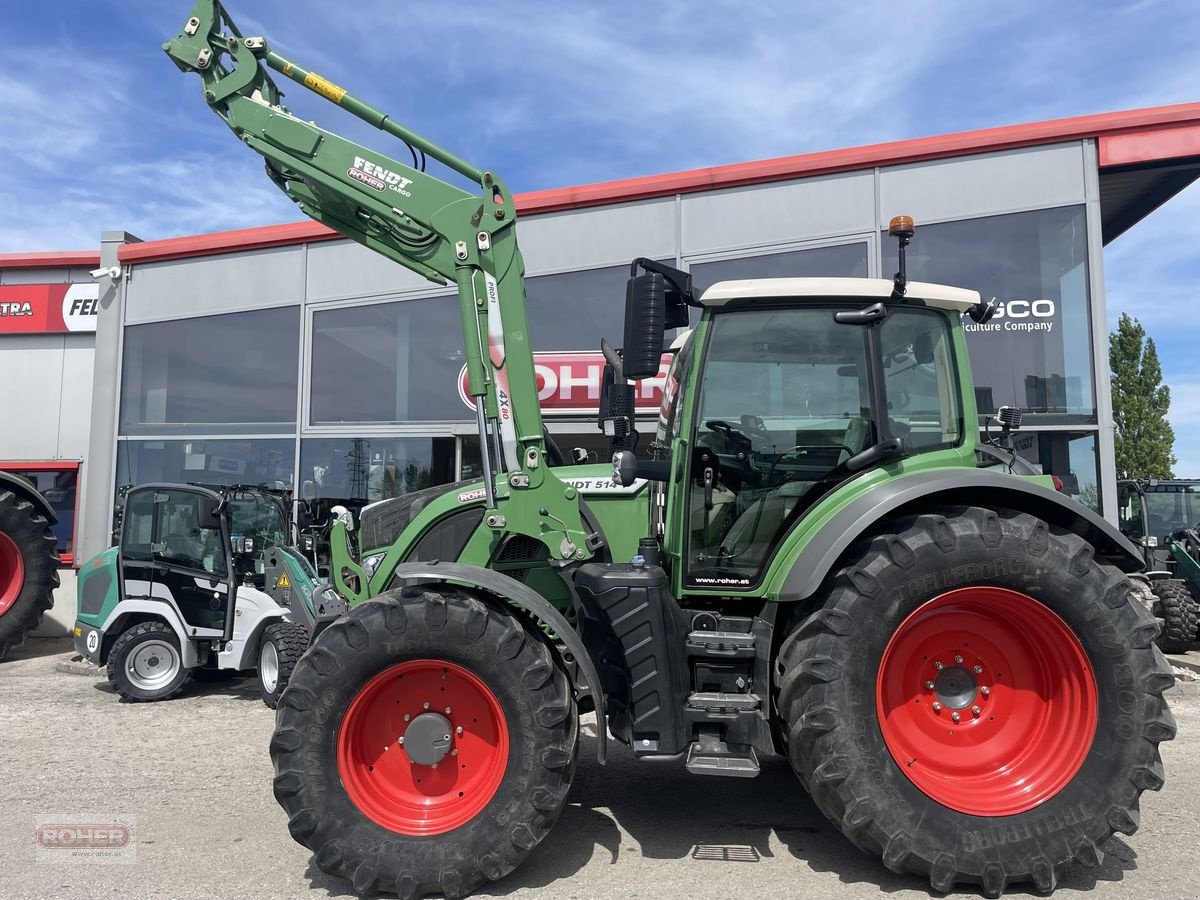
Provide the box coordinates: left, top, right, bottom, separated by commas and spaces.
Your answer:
3, 0, 1199, 473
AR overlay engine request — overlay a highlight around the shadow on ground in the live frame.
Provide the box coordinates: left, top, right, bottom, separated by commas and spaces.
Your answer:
0, 635, 73, 663
298, 722, 1140, 898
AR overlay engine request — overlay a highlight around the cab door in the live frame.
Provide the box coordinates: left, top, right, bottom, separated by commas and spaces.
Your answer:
119, 485, 234, 636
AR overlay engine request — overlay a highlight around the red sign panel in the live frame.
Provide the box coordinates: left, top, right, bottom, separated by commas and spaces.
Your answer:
458, 351, 671, 415
0, 284, 99, 335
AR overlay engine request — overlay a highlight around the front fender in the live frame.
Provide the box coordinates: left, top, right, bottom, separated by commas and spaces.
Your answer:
778, 469, 1143, 602
386, 560, 607, 765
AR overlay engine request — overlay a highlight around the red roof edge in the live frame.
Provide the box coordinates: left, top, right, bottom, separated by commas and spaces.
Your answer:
0, 251, 101, 270
87, 99, 1200, 266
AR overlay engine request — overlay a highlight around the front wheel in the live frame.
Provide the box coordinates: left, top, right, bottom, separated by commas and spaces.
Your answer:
1153, 580, 1198, 653
270, 585, 578, 897
777, 507, 1175, 897
258, 621, 308, 709
107, 621, 191, 702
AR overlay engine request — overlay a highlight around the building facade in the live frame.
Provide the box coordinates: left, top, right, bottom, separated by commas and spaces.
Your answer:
5, 103, 1199, 578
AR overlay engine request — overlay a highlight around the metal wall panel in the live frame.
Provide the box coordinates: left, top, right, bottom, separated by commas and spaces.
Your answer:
57, 334, 96, 459
878, 143, 1087, 226
681, 171, 875, 255
306, 240, 441, 303
1, 267, 69, 285
124, 245, 305, 324
516, 199, 677, 276
0, 335, 66, 459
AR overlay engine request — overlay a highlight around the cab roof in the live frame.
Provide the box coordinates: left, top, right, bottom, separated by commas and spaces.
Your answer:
699, 277, 981, 312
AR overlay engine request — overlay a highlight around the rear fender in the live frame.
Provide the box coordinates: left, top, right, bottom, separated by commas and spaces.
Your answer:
0, 471, 57, 524
778, 469, 1144, 602
386, 560, 607, 764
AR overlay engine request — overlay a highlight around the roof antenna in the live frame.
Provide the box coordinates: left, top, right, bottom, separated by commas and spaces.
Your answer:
889, 215, 914, 299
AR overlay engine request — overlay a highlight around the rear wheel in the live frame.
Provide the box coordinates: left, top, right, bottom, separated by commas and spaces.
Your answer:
258, 621, 309, 708
0, 490, 60, 660
1152, 580, 1198, 653
107, 621, 191, 702
776, 507, 1175, 897
271, 585, 578, 898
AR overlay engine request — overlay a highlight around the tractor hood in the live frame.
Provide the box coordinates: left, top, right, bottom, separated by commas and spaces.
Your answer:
358, 481, 472, 553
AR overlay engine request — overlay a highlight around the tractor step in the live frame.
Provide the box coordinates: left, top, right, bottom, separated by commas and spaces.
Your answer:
687, 691, 761, 713
685, 630, 756, 658
685, 739, 760, 778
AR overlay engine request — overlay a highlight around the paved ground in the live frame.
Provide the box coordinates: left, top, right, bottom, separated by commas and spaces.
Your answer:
3, 638, 1200, 900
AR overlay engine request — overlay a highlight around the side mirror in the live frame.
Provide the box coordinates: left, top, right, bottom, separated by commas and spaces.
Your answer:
197, 496, 221, 530
623, 273, 667, 380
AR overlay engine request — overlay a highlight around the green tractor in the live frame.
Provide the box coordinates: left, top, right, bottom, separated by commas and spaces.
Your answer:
73, 483, 346, 705
1118, 478, 1200, 652
169, 4, 1174, 896
0, 472, 60, 659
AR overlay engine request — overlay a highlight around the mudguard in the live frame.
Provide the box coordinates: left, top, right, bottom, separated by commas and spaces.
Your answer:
385, 560, 608, 764
779, 468, 1144, 602
0, 471, 57, 524
86, 599, 207, 668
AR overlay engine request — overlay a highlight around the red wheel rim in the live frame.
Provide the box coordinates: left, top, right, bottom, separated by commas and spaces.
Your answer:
0, 531, 24, 617
876, 586, 1097, 816
337, 660, 509, 835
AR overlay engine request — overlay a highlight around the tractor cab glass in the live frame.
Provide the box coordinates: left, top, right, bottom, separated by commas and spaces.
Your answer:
685, 304, 960, 588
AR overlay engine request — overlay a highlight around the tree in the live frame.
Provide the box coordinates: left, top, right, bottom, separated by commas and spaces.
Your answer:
1109, 313, 1175, 479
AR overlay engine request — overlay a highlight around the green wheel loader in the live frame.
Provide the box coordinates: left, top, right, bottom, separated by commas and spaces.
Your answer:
168, 4, 1174, 895
1118, 478, 1200, 652
73, 484, 346, 705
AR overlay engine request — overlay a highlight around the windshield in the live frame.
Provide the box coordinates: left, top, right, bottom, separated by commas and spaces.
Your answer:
1142, 486, 1200, 540
227, 491, 288, 550
685, 304, 959, 588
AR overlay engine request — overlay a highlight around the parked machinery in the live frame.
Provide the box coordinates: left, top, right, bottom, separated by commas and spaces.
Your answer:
73, 484, 346, 705
0, 472, 59, 659
168, 4, 1174, 895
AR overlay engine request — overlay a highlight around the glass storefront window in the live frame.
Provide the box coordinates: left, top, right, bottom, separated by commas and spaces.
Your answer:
298, 437, 457, 506
120, 307, 300, 435
115, 439, 296, 491
996, 430, 1101, 512
882, 207, 1095, 420
689, 242, 869, 295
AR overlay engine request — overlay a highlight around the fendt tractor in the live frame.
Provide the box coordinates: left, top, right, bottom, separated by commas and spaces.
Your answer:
72, 483, 346, 706
0, 473, 59, 659
168, 4, 1175, 897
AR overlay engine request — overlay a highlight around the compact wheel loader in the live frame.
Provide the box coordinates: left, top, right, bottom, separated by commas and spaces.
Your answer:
167, 4, 1175, 896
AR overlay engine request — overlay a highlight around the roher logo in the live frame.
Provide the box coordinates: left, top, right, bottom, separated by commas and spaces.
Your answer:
457, 351, 672, 415
34, 816, 137, 864
36, 824, 131, 850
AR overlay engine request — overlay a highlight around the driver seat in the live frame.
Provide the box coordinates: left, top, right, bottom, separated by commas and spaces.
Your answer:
838, 415, 872, 466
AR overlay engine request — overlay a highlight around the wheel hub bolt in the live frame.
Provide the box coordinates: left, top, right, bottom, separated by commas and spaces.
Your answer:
444, 707, 452, 715
934, 661, 944, 670
932, 701, 942, 712
951, 712, 961, 723
423, 702, 430, 710
456, 726, 463, 735
403, 714, 411, 722
954, 655, 964, 664
925, 680, 935, 690
980, 686, 990, 697
973, 665, 983, 674
399, 736, 405, 745
972, 706, 981, 716
451, 749, 458, 756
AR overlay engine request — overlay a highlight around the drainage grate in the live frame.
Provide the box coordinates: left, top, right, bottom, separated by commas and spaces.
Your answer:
691, 844, 760, 863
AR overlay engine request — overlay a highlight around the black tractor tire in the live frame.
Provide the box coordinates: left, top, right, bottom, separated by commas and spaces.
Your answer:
107, 620, 192, 702
258, 620, 309, 709
0, 490, 60, 660
776, 506, 1175, 897
1153, 580, 1198, 653
271, 585, 578, 898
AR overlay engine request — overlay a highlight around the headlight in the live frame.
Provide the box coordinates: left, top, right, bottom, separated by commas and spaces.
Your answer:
362, 554, 385, 577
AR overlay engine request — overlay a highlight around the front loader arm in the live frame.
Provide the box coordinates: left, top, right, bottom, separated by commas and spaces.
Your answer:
166, 2, 593, 572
